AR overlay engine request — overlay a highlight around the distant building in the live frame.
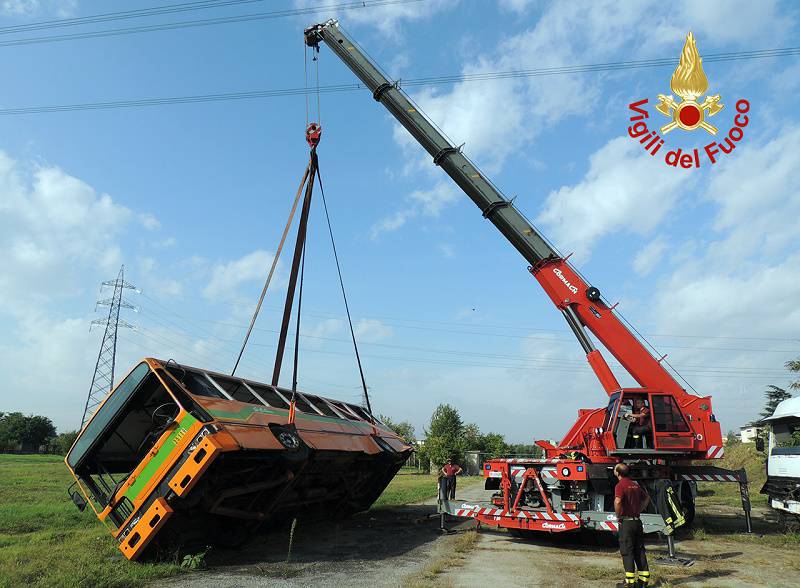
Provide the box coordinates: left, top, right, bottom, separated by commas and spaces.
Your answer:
738, 426, 762, 443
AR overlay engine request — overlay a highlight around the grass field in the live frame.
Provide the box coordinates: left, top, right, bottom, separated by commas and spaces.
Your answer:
0, 455, 464, 588
695, 441, 769, 508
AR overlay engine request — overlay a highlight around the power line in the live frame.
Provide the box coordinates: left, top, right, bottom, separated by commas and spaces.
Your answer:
2, 45, 798, 116
145, 291, 800, 345
0, 0, 425, 48
133, 300, 797, 379
0, 0, 269, 35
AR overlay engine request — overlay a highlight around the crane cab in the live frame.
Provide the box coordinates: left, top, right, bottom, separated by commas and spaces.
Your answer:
601, 389, 696, 456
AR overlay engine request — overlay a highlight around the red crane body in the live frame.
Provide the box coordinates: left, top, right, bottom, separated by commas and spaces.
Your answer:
306, 20, 748, 536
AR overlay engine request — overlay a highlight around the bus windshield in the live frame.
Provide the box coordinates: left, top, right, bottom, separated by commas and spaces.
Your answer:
67, 362, 151, 471
67, 362, 183, 507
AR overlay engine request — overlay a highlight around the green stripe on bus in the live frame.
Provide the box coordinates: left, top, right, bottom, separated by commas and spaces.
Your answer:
207, 405, 373, 429
124, 412, 198, 503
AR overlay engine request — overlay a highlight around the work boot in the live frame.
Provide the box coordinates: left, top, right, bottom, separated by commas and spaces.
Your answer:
637, 571, 651, 588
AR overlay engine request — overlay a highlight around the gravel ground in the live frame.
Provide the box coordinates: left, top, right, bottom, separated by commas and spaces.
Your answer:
163, 482, 485, 588
163, 485, 799, 588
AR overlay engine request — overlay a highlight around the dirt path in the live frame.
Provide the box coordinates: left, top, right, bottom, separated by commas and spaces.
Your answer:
164, 485, 799, 588
164, 481, 487, 588
439, 500, 799, 588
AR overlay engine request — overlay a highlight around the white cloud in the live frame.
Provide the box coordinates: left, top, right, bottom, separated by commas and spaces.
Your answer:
0, 0, 76, 17
439, 243, 455, 258
355, 318, 393, 343
633, 236, 667, 276
498, 0, 535, 14
642, 128, 800, 430
294, 0, 459, 37
203, 249, 277, 302
305, 318, 343, 341
0, 151, 134, 304
138, 212, 161, 231
369, 208, 417, 239
537, 137, 692, 257
370, 182, 457, 239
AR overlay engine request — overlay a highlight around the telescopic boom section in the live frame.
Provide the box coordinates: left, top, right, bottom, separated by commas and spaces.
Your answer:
304, 21, 690, 402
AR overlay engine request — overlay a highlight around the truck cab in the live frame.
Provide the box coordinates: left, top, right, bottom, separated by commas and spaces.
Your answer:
760, 396, 800, 522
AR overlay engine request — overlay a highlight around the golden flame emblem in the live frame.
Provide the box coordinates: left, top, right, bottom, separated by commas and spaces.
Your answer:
655, 32, 723, 134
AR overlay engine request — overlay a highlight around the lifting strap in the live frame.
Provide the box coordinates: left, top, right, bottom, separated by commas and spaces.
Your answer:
314, 155, 373, 415
272, 154, 317, 387
231, 160, 311, 377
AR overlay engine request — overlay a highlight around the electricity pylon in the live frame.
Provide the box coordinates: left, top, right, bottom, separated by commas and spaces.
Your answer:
80, 265, 138, 428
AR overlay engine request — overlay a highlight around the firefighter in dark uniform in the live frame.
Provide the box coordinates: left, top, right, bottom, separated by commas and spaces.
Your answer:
614, 463, 651, 588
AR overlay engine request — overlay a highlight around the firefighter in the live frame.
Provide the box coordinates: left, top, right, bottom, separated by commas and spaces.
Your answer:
614, 463, 651, 588
441, 458, 462, 500
624, 398, 652, 448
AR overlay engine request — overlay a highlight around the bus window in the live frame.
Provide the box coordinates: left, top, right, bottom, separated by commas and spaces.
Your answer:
329, 401, 361, 421
303, 395, 341, 418
247, 383, 290, 409
166, 367, 226, 399
276, 389, 316, 414
348, 404, 374, 422
208, 374, 261, 405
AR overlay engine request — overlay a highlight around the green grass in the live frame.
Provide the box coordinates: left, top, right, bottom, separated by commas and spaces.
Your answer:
0, 456, 466, 587
372, 474, 483, 508
695, 442, 769, 508
0, 454, 181, 588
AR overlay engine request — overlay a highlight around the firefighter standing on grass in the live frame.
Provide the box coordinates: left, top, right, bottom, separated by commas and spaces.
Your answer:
614, 463, 651, 588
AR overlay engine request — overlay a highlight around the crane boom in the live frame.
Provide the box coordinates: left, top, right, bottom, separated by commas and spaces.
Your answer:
305, 22, 556, 267
305, 20, 723, 462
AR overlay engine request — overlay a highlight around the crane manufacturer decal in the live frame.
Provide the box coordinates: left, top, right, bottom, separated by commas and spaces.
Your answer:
552, 268, 578, 294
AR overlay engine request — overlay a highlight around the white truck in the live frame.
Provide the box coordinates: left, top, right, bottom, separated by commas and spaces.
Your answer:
759, 396, 800, 526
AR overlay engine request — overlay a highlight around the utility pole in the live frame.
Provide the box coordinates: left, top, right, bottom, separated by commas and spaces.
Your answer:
80, 265, 138, 428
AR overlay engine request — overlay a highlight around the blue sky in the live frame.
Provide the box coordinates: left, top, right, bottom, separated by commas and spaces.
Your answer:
1, 0, 799, 442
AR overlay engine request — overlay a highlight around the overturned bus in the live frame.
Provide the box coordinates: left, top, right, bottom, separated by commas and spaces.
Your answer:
65, 358, 412, 560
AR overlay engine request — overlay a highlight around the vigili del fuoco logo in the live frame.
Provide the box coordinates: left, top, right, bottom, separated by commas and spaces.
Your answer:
627, 32, 750, 168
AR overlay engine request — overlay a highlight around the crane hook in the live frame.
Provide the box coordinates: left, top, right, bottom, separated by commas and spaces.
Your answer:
306, 122, 322, 149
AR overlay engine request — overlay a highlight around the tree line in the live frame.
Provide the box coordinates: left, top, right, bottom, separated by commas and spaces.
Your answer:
381, 403, 541, 471
0, 412, 77, 454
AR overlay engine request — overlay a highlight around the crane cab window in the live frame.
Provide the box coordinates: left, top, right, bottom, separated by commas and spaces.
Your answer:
602, 393, 621, 431
651, 395, 690, 432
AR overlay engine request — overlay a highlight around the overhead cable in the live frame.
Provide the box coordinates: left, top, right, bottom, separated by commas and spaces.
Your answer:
2, 46, 797, 116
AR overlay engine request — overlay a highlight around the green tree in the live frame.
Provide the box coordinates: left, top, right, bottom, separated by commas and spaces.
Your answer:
760, 385, 792, 420
787, 357, 800, 391
54, 430, 79, 455
507, 443, 543, 458
463, 423, 482, 451
480, 432, 508, 458
0, 413, 56, 451
725, 430, 741, 445
378, 415, 416, 444
422, 404, 466, 467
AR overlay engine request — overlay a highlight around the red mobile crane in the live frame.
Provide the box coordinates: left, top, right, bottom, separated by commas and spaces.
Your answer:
304, 20, 752, 537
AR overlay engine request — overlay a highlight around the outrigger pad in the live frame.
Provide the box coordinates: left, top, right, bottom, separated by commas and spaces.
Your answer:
653, 554, 695, 567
